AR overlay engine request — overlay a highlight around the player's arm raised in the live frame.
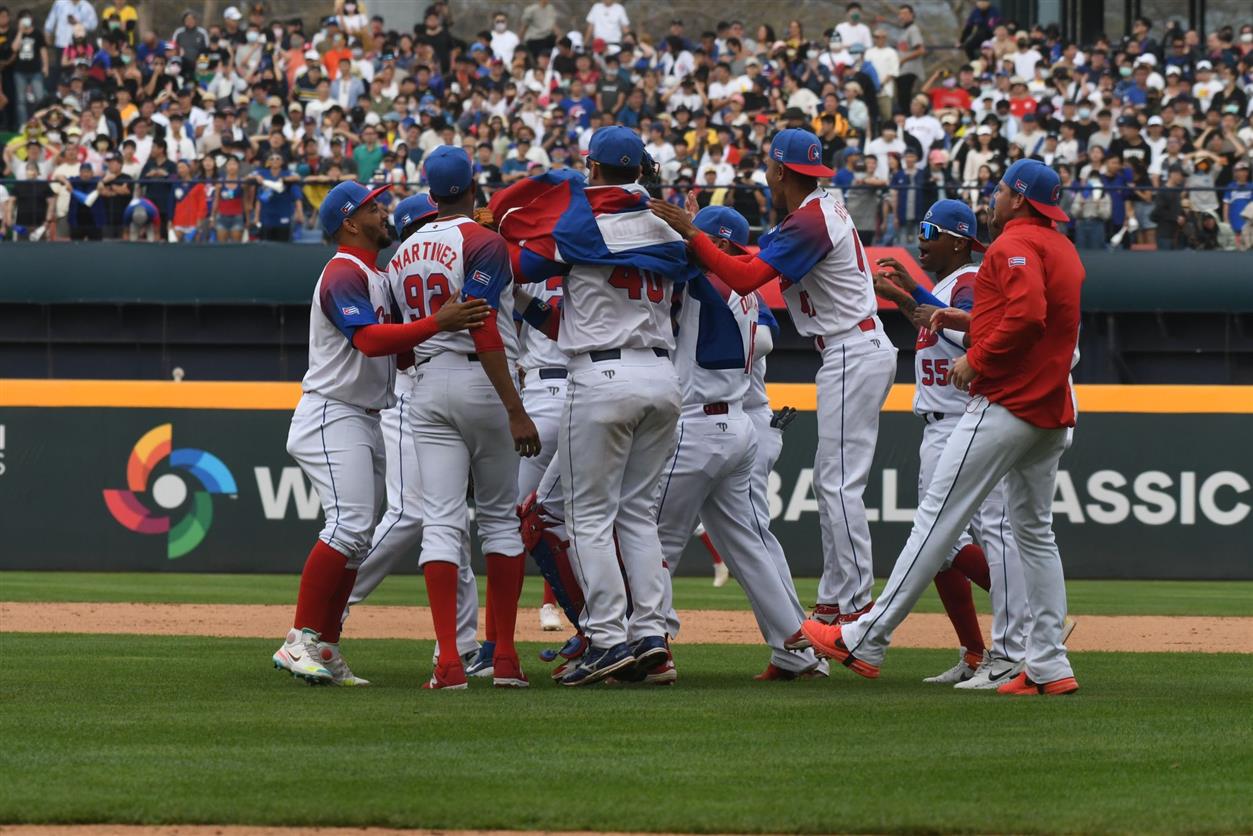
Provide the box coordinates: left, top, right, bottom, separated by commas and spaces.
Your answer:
650, 199, 780, 293
464, 233, 542, 458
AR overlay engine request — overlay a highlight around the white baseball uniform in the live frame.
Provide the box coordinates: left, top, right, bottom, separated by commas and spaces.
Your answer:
757, 189, 898, 613
285, 247, 395, 566
545, 183, 683, 649
390, 216, 525, 569
657, 280, 819, 672
342, 369, 481, 657
743, 315, 783, 509
516, 277, 568, 503
913, 264, 1028, 663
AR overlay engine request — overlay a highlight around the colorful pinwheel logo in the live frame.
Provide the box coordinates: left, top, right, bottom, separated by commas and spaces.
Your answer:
103, 424, 238, 559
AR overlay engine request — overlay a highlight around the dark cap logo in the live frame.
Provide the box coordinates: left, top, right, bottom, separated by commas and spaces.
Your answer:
620, 154, 631, 165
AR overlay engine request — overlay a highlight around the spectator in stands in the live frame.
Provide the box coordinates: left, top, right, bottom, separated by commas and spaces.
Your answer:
96, 151, 132, 238
1224, 160, 1252, 249
12, 11, 48, 127
1072, 170, 1112, 250
1151, 164, 1187, 250
894, 5, 925, 111
249, 152, 301, 241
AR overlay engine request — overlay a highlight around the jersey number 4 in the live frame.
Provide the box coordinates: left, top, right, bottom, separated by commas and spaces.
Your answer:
608, 266, 665, 303
403, 272, 451, 320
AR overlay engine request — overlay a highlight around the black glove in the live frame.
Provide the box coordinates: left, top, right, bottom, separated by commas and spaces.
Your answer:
770, 406, 798, 431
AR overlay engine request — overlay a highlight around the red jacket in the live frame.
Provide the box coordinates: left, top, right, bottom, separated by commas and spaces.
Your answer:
966, 216, 1083, 429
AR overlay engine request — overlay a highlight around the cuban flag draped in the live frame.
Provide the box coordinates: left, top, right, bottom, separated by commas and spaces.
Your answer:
490, 171, 701, 284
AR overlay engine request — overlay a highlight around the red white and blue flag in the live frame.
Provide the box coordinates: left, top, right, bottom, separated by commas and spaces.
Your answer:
490, 171, 700, 282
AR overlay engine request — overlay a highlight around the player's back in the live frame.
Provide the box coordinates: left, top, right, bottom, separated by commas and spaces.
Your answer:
761, 191, 878, 338
389, 216, 519, 362
558, 184, 679, 356
674, 278, 758, 407
302, 249, 396, 411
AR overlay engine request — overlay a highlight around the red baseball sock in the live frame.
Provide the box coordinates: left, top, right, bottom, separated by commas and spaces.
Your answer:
319, 567, 358, 643
543, 580, 557, 606
293, 540, 348, 632
934, 568, 985, 656
423, 561, 460, 668
953, 544, 991, 591
484, 588, 496, 643
487, 552, 525, 659
700, 531, 724, 565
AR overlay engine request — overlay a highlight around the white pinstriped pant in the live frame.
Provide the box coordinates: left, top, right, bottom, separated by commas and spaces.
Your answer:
841, 400, 1074, 683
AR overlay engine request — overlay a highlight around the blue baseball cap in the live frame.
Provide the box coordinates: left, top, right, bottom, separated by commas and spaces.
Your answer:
921, 199, 986, 252
1001, 158, 1068, 222
768, 128, 834, 177
586, 125, 645, 168
392, 193, 438, 233
319, 180, 392, 238
693, 205, 750, 250
424, 145, 473, 199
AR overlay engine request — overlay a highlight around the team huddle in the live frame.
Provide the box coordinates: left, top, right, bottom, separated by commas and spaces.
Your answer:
271, 123, 1085, 695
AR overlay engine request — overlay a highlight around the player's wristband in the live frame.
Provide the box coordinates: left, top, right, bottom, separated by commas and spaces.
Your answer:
520, 296, 552, 329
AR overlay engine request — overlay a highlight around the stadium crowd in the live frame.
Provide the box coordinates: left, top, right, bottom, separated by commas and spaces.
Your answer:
0, 0, 1251, 250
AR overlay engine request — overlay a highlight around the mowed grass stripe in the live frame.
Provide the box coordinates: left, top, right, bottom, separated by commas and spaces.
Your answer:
0, 634, 1249, 834
1, 571, 1249, 616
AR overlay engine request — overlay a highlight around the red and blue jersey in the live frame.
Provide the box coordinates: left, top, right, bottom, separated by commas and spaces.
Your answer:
302, 247, 397, 410
388, 216, 519, 362
756, 189, 877, 338
913, 265, 977, 416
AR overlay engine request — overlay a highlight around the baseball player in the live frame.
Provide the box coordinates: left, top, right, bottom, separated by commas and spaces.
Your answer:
514, 274, 569, 633
655, 205, 825, 683
392, 146, 540, 691
803, 160, 1084, 695
273, 181, 489, 686
651, 128, 898, 639
871, 198, 1031, 689
338, 194, 485, 675
496, 126, 697, 685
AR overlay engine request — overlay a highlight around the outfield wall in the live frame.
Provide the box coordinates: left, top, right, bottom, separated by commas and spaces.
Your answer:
1, 381, 1250, 579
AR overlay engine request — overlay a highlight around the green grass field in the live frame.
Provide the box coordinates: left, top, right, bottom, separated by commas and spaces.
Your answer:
2, 574, 1251, 834
3, 571, 1251, 616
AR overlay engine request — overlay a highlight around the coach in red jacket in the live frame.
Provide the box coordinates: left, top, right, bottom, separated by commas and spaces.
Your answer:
803, 159, 1085, 696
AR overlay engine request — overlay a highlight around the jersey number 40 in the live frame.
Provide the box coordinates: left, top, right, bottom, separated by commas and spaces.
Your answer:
608, 266, 665, 303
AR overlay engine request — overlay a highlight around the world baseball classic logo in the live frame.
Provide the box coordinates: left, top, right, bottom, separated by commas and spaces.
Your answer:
102, 424, 237, 559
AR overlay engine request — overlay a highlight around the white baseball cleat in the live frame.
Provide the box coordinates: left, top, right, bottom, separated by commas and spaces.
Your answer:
923, 647, 982, 684
539, 603, 562, 631
273, 628, 333, 684
315, 640, 370, 686
954, 654, 1024, 690
712, 561, 729, 588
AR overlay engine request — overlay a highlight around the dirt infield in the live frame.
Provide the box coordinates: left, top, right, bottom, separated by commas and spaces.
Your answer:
2, 602, 1249, 653
0, 827, 637, 836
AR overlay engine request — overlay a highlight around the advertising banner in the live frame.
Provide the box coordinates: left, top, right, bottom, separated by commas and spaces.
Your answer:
2, 382, 1249, 579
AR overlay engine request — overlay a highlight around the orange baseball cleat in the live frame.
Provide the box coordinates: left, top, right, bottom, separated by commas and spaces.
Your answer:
753, 662, 826, 681
800, 620, 880, 679
997, 672, 1079, 695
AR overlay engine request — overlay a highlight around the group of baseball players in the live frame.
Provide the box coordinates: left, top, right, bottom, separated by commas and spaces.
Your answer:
272, 121, 1085, 696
